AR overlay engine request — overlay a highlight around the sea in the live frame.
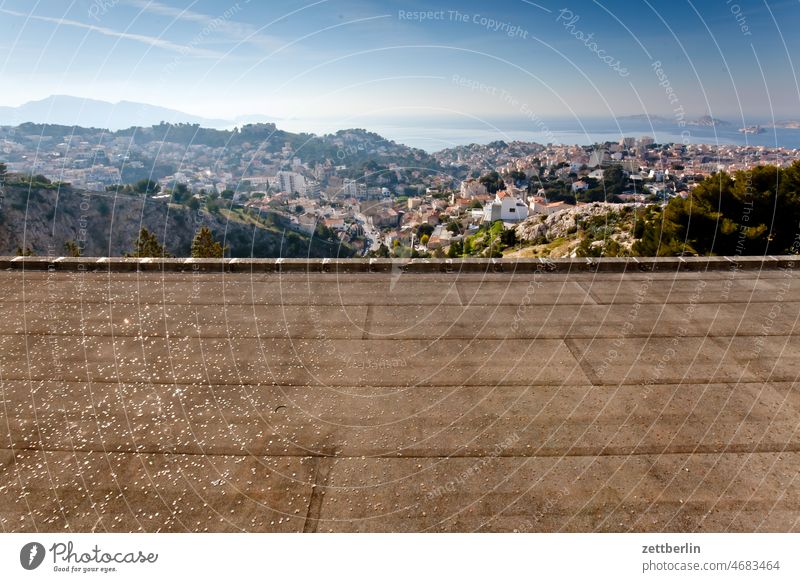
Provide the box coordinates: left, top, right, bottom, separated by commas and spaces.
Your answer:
277, 116, 800, 154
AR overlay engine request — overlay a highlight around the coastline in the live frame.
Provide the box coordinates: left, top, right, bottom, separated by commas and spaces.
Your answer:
277, 116, 800, 153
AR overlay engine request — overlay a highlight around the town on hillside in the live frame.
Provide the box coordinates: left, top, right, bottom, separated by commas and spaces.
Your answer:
2, 123, 799, 258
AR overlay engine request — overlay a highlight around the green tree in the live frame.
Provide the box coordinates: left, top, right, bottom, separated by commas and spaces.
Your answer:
64, 240, 82, 257
16, 246, 35, 257
633, 162, 800, 256
134, 179, 161, 196
127, 228, 172, 258
447, 240, 463, 258
501, 227, 516, 248
171, 183, 191, 204
206, 198, 222, 214
191, 226, 226, 258
509, 170, 527, 184
479, 171, 505, 194
602, 165, 627, 196
416, 223, 435, 239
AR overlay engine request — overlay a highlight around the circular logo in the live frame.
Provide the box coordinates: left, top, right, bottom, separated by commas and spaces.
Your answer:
20, 542, 46, 570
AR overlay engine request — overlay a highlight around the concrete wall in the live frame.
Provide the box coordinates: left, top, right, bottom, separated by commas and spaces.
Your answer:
1, 256, 798, 273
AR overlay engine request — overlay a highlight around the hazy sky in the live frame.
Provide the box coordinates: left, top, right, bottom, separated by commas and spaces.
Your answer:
1, 0, 799, 122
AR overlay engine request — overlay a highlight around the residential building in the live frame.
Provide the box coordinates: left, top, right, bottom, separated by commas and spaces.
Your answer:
483, 190, 529, 222
276, 171, 306, 195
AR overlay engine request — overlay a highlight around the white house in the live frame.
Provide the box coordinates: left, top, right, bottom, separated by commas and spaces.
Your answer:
483, 190, 529, 223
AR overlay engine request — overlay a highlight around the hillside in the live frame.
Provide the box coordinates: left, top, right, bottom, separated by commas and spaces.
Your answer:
509, 203, 641, 258
0, 180, 352, 258
6, 122, 440, 175
509, 161, 800, 258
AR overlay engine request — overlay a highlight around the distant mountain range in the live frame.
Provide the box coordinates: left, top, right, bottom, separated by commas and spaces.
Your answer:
0, 95, 277, 130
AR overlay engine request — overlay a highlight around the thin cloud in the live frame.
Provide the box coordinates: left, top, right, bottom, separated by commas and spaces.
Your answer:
0, 7, 224, 58
124, 0, 286, 51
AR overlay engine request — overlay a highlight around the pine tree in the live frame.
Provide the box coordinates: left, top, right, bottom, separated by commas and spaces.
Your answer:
191, 226, 226, 258
64, 240, 82, 257
126, 228, 172, 258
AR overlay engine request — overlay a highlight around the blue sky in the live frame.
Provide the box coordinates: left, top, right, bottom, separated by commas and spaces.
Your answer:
1, 0, 799, 122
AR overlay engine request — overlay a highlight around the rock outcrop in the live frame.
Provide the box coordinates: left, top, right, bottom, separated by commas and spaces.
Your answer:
515, 202, 636, 242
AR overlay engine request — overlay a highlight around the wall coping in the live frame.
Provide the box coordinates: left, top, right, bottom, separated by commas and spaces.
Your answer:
1, 256, 797, 273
